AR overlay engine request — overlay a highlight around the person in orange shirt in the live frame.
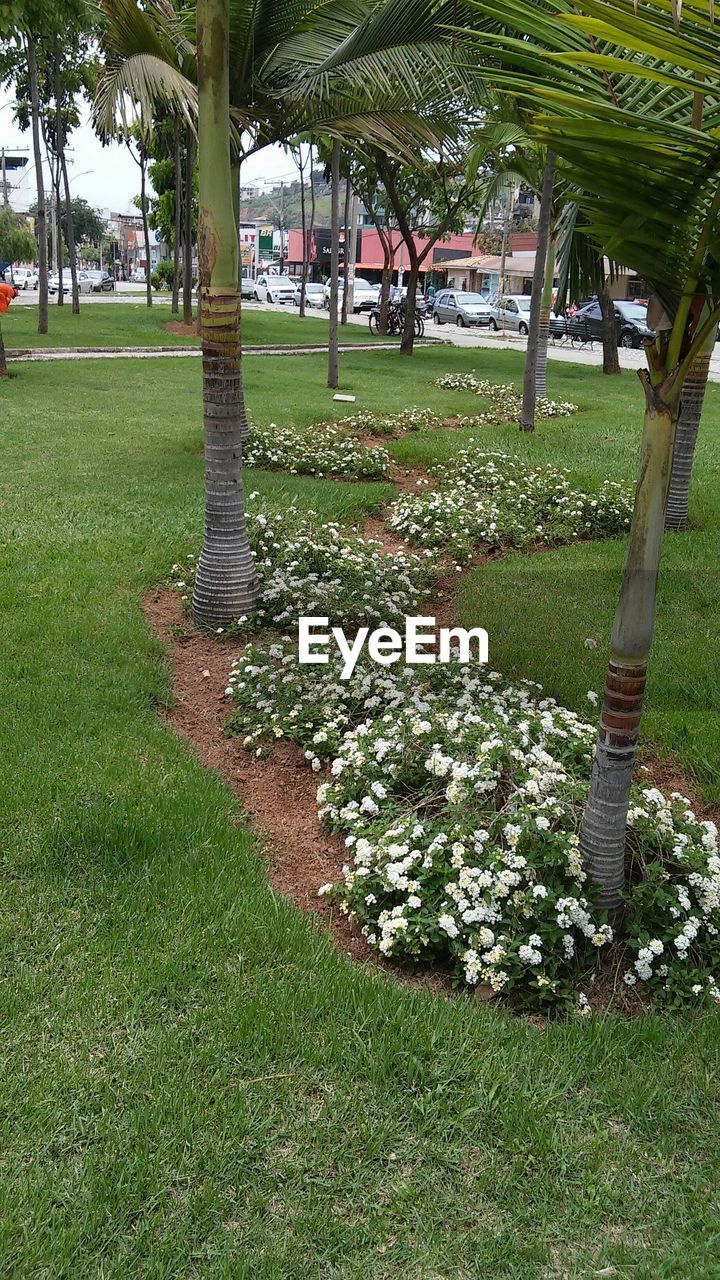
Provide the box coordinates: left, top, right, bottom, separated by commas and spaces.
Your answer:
0, 282, 19, 378
0, 281, 19, 313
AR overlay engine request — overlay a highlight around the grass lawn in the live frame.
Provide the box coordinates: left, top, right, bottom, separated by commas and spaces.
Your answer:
2, 300, 379, 349
2, 345, 720, 1277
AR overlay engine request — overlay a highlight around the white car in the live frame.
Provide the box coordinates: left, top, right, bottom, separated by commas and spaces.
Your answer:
48, 270, 95, 296
253, 274, 296, 304
292, 281, 325, 308
489, 295, 533, 334
323, 276, 380, 313
5, 266, 38, 290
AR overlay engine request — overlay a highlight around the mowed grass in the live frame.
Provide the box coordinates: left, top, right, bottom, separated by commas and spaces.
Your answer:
1, 346, 720, 1277
2, 300, 377, 349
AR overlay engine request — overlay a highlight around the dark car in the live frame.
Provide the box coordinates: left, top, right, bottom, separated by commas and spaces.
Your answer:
567, 299, 655, 348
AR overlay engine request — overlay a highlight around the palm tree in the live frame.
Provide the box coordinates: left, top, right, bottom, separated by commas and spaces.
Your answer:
457, 0, 720, 908
96, 0, 483, 627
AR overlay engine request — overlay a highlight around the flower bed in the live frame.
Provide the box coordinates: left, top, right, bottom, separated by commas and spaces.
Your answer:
243, 419, 390, 479
169, 496, 432, 631
433, 373, 578, 421
334, 406, 443, 437
389, 447, 633, 561
227, 638, 720, 1010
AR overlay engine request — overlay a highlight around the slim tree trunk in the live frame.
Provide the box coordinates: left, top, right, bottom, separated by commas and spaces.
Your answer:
400, 258, 420, 355
54, 45, 79, 314
298, 144, 308, 317
183, 126, 195, 325
139, 140, 152, 307
342, 186, 358, 327
379, 242, 392, 334
340, 178, 352, 324
580, 375, 677, 909
0, 325, 7, 378
26, 40, 48, 335
521, 152, 556, 431
534, 237, 555, 401
55, 175, 64, 307
191, 0, 258, 629
171, 124, 182, 315
665, 345, 712, 530
327, 138, 340, 389
599, 284, 620, 375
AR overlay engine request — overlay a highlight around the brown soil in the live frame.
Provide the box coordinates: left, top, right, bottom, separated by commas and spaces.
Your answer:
164, 321, 200, 340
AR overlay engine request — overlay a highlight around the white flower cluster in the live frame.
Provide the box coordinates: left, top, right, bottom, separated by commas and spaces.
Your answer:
390, 447, 633, 560
168, 495, 432, 630
333, 406, 443, 438
243, 420, 390, 480
433, 373, 578, 421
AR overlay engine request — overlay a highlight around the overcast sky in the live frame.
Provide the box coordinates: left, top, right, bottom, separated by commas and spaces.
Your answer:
1, 89, 295, 214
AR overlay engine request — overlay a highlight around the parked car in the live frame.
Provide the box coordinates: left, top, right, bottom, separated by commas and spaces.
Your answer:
4, 266, 38, 290
253, 273, 296, 304
432, 289, 493, 328
323, 276, 380, 312
240, 274, 256, 300
566, 298, 655, 348
83, 269, 115, 292
129, 268, 150, 283
292, 281, 325, 308
489, 295, 533, 334
48, 270, 95, 296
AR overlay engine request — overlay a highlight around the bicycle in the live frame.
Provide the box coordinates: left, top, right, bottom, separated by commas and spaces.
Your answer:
368, 299, 425, 339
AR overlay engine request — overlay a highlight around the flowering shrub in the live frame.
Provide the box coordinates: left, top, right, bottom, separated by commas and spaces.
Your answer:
243, 420, 390, 479
433, 373, 578, 421
226, 639, 720, 1010
334, 406, 443, 437
169, 495, 432, 631
390, 447, 633, 561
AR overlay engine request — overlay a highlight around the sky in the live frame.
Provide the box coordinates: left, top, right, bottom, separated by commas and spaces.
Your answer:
1, 89, 295, 215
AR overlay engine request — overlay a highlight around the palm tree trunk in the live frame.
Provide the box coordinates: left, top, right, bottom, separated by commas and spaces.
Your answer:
183, 126, 195, 325
580, 376, 677, 909
521, 152, 556, 432
534, 237, 555, 401
191, 0, 258, 629
665, 345, 712, 531
327, 138, 341, 389
26, 39, 48, 336
139, 140, 152, 308
171, 124, 182, 316
599, 284, 620, 374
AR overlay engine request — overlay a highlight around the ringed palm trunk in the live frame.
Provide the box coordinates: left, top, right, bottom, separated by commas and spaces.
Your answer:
327, 139, 341, 389
665, 342, 712, 530
580, 372, 678, 910
521, 152, 556, 432
534, 237, 555, 402
191, 0, 258, 629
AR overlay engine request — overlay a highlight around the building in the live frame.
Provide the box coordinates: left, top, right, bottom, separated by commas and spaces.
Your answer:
1, 150, 33, 214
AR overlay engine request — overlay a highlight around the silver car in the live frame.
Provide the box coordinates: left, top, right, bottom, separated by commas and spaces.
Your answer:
432, 289, 493, 328
489, 295, 533, 334
293, 281, 325, 308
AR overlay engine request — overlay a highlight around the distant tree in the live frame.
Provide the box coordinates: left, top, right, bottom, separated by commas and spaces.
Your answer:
0, 208, 37, 267
62, 197, 105, 247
